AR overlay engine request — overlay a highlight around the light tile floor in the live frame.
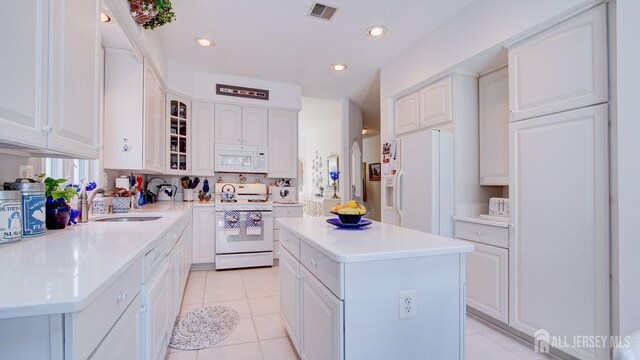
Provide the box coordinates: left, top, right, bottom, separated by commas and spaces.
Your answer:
167, 267, 555, 360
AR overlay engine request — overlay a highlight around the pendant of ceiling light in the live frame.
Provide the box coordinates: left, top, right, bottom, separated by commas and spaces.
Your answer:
367, 25, 387, 37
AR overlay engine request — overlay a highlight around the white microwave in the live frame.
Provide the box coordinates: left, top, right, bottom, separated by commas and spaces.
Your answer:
214, 144, 268, 173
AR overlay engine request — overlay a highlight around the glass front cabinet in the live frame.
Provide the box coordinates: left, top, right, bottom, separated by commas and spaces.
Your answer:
167, 94, 191, 174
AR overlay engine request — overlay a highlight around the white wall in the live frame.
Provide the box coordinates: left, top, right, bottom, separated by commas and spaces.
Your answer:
167, 60, 302, 111
341, 99, 363, 201
379, 0, 593, 223
363, 135, 381, 221
298, 98, 342, 196
611, 0, 640, 337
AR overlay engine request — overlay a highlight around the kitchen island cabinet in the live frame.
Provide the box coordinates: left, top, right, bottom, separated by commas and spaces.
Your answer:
277, 217, 474, 360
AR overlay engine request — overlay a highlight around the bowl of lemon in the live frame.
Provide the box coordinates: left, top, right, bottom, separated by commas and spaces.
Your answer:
330, 200, 368, 224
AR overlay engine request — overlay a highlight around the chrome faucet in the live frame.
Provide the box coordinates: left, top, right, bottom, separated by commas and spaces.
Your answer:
85, 188, 107, 220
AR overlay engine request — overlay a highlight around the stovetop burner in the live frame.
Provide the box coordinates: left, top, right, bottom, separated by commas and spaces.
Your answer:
220, 199, 238, 203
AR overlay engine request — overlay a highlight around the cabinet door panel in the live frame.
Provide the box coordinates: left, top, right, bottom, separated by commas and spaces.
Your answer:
90, 295, 141, 360
48, 0, 99, 158
192, 208, 215, 264
394, 92, 419, 136
191, 102, 216, 175
143, 64, 157, 172
479, 67, 509, 185
147, 264, 170, 360
242, 107, 268, 145
509, 105, 608, 360
267, 110, 297, 178
419, 77, 452, 129
0, 1, 48, 148
155, 87, 166, 171
214, 104, 242, 145
279, 247, 301, 353
466, 242, 508, 323
508, 5, 607, 121
300, 267, 343, 360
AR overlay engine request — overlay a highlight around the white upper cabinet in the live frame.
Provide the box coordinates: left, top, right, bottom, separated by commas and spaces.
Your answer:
48, 0, 100, 158
0, 1, 48, 149
143, 62, 165, 173
214, 104, 243, 145
419, 77, 452, 128
166, 95, 190, 174
242, 107, 269, 146
191, 101, 216, 176
103, 52, 165, 173
394, 92, 419, 136
268, 109, 298, 179
479, 67, 510, 186
0, 0, 99, 158
508, 5, 607, 121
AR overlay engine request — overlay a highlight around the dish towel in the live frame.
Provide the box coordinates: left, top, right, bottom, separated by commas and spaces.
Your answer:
224, 211, 240, 236
246, 212, 263, 236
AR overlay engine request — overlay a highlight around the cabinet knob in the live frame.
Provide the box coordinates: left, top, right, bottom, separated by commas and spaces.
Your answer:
310, 259, 317, 267
476, 231, 481, 236
116, 291, 128, 303
296, 274, 302, 280
41, 125, 53, 134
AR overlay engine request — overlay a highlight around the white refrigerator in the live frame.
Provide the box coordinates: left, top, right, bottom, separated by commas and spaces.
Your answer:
394, 129, 454, 237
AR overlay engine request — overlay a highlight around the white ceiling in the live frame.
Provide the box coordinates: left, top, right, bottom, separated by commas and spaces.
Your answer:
153, 0, 477, 132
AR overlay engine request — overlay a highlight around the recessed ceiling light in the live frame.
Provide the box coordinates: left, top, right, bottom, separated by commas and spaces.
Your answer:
194, 37, 215, 47
367, 25, 387, 37
331, 64, 347, 71
100, 12, 112, 23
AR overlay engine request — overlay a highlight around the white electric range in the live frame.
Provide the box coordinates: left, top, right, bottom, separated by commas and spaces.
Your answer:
214, 183, 273, 270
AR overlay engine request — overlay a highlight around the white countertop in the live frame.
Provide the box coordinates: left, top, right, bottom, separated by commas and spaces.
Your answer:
452, 215, 511, 228
0, 202, 192, 319
276, 217, 474, 263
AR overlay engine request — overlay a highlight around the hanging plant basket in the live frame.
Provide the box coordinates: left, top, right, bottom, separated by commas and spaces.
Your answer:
129, 0, 175, 30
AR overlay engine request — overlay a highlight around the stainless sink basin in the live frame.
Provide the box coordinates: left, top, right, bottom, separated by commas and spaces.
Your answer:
94, 216, 162, 222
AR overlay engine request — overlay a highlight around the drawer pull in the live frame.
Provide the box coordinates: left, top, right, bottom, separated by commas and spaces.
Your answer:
296, 274, 302, 280
476, 231, 481, 235
116, 292, 128, 303
310, 259, 317, 267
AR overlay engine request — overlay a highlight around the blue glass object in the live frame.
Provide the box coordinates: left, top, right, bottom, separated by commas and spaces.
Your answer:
329, 171, 340, 181
326, 218, 372, 229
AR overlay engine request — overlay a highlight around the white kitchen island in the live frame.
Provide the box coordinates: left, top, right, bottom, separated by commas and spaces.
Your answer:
276, 217, 474, 360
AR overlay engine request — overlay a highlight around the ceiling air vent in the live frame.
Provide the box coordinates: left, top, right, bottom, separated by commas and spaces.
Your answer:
309, 2, 338, 21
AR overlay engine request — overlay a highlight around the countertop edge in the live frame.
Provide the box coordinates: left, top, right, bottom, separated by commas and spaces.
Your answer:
452, 215, 511, 228
277, 219, 475, 263
0, 204, 193, 319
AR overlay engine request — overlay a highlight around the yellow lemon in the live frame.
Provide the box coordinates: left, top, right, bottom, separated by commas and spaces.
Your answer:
346, 200, 359, 209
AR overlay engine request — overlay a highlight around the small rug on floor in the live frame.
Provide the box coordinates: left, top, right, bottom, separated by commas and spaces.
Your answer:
169, 306, 240, 350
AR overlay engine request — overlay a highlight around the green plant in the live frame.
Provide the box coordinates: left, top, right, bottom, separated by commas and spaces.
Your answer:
44, 177, 78, 203
143, 0, 176, 30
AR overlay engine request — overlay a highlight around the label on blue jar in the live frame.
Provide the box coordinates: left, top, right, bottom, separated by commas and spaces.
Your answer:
22, 194, 46, 237
0, 202, 22, 243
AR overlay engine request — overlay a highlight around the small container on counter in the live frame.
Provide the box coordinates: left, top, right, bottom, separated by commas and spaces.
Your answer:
5, 181, 46, 238
0, 190, 23, 244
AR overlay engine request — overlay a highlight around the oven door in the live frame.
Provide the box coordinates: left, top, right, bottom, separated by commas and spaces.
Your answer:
214, 145, 258, 173
215, 210, 273, 254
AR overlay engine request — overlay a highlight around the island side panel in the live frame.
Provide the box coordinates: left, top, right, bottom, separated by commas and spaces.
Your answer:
0, 314, 64, 360
344, 254, 464, 359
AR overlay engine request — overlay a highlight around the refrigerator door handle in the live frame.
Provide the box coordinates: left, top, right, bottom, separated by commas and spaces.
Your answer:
396, 170, 404, 221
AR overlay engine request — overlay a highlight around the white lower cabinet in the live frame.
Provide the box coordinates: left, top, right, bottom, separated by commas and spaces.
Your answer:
145, 263, 170, 360
279, 246, 301, 353
300, 266, 343, 360
90, 295, 142, 360
192, 207, 216, 264
466, 242, 508, 323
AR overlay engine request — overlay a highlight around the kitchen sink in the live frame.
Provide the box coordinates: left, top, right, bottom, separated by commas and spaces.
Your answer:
93, 215, 163, 222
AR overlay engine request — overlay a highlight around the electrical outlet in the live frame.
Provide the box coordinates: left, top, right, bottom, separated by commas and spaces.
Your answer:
399, 289, 417, 320
18, 165, 34, 179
